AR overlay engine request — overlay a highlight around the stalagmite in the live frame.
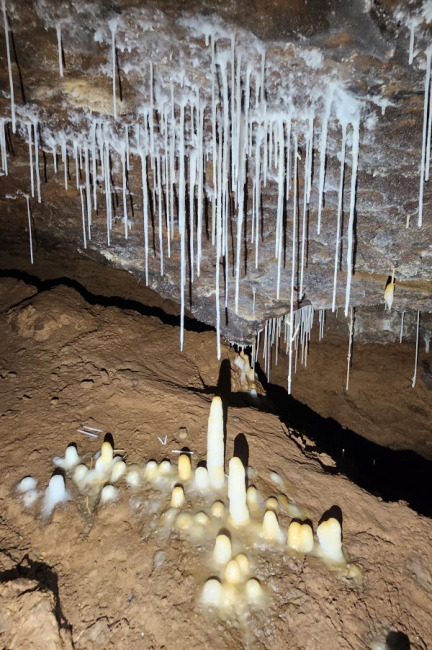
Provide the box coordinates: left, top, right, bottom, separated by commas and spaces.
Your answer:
202, 579, 222, 607
287, 521, 314, 553
384, 269, 395, 310
194, 466, 209, 491
317, 517, 345, 564
171, 485, 185, 508
228, 457, 249, 526
213, 533, 232, 565
41, 474, 69, 518
262, 510, 283, 542
178, 454, 192, 482
207, 397, 225, 489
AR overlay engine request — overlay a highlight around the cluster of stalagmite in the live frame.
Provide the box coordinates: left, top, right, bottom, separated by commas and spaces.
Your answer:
16, 396, 360, 616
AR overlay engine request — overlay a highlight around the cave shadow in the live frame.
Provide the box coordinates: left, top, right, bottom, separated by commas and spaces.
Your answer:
318, 505, 343, 529
386, 631, 410, 650
258, 377, 432, 519
234, 433, 249, 470
0, 554, 73, 639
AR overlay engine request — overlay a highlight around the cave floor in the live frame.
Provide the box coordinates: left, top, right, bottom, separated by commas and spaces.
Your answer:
0, 275, 431, 649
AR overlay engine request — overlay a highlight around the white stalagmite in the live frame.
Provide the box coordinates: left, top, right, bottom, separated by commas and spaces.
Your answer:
206, 396, 225, 489
287, 521, 314, 553
56, 23, 64, 77
228, 457, 249, 526
2, 0, 15, 133
178, 454, 192, 481
213, 533, 232, 565
262, 510, 283, 542
317, 517, 345, 564
344, 119, 360, 317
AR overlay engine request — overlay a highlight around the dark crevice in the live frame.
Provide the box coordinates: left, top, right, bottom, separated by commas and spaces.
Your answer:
255, 362, 432, 519
0, 268, 215, 335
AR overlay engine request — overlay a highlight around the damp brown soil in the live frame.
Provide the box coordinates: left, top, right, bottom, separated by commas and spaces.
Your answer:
0, 273, 431, 649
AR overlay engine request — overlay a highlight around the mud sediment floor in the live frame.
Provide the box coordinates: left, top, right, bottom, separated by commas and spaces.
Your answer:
0, 275, 431, 649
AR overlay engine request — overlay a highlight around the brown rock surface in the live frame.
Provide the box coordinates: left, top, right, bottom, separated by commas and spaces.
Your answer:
0, 274, 431, 649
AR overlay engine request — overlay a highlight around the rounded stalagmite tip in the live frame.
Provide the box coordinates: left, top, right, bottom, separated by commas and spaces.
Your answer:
225, 559, 242, 584
213, 533, 232, 565
111, 460, 126, 483
228, 457, 249, 526
265, 496, 279, 512
201, 578, 222, 607
262, 510, 284, 543
144, 460, 158, 481
317, 517, 345, 564
178, 454, 192, 482
194, 466, 210, 491
100, 484, 119, 504
287, 521, 314, 553
235, 553, 249, 576
171, 485, 185, 508
207, 397, 225, 489
246, 578, 263, 605
159, 460, 172, 476
211, 501, 225, 518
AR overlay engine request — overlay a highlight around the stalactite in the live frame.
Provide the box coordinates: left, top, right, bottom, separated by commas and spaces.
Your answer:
1, 0, 15, 133
109, 20, 118, 119
346, 307, 354, 391
27, 123, 34, 198
344, 120, 360, 317
56, 23, 64, 78
416, 48, 432, 228
0, 118, 8, 174
288, 135, 298, 395
332, 123, 347, 312
412, 310, 420, 388
25, 195, 33, 264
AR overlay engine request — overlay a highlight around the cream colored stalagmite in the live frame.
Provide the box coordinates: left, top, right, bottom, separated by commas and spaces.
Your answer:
228, 457, 249, 526
317, 517, 345, 563
207, 396, 225, 489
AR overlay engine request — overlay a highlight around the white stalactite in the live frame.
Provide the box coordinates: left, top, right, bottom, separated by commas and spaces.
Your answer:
2, 0, 15, 133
